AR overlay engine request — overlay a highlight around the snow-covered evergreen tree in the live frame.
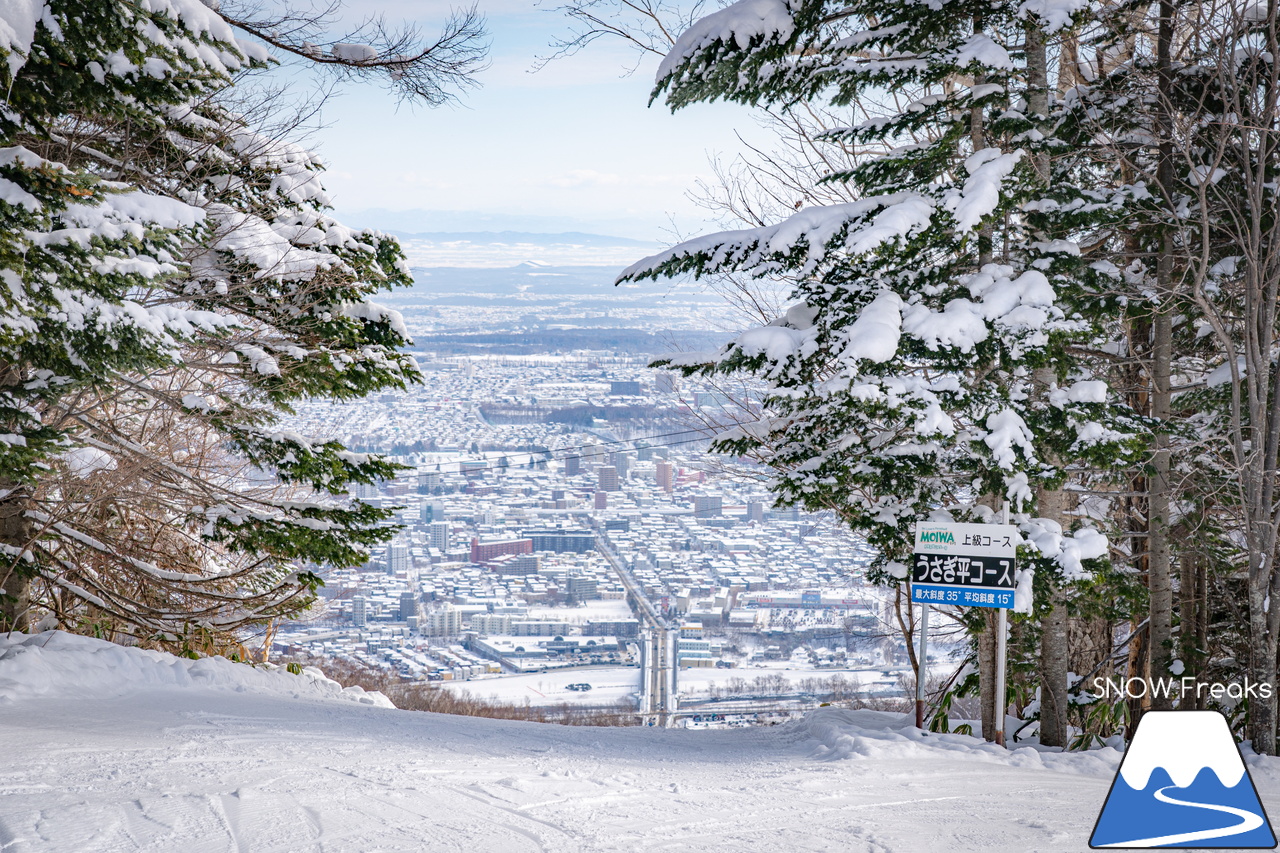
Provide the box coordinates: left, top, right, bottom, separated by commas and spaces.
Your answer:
1029, 0, 1280, 751
0, 0, 483, 652
620, 0, 1138, 741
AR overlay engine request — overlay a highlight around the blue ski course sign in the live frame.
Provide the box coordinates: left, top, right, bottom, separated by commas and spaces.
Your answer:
910, 521, 1017, 610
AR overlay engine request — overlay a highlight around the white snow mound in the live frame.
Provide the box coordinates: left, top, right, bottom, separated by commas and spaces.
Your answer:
803, 707, 1122, 778
0, 630, 392, 708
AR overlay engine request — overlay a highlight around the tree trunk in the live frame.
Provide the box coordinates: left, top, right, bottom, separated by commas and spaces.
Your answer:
1069, 614, 1113, 681
1239, 1, 1280, 753
0, 476, 32, 633
979, 608, 999, 742
1126, 620, 1150, 737
1147, 297, 1174, 708
0, 356, 32, 633
1176, 546, 1206, 709
1024, 14, 1073, 747
1249, 601, 1277, 754
1039, 583, 1070, 747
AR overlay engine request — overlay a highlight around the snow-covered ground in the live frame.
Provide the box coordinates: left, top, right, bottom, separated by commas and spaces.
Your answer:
4, 631, 1278, 852
674, 662, 906, 695
523, 600, 636, 624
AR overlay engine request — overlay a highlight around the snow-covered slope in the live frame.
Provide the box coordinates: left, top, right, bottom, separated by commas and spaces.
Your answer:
0, 631, 1272, 852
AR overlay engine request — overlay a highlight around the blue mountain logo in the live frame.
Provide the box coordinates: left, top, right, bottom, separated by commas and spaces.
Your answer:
1091, 710, 1277, 848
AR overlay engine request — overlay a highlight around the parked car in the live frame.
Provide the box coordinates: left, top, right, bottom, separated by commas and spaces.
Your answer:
566, 683, 593, 692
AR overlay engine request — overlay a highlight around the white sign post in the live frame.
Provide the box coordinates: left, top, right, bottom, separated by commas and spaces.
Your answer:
911, 515, 1018, 746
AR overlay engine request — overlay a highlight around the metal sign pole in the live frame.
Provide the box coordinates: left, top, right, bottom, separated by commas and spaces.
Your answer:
916, 601, 930, 729
994, 501, 1010, 748
995, 606, 1007, 747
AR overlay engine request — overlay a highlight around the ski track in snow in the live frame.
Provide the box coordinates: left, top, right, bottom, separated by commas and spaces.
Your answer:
2, 634, 1273, 853
2, 689, 1135, 853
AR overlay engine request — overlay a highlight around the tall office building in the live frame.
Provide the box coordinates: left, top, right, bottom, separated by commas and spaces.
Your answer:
610, 452, 630, 478
594, 490, 608, 510
399, 591, 418, 621
656, 460, 673, 493
351, 595, 367, 627
597, 466, 619, 492
429, 521, 450, 552
387, 542, 409, 574
563, 455, 581, 477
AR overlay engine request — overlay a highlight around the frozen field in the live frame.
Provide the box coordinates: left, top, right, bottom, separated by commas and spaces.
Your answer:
443, 666, 640, 707
443, 662, 907, 708
523, 600, 636, 624
4, 631, 1280, 852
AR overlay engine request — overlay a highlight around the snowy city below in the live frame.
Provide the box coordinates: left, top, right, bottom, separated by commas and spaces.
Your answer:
12, 0, 1280, 849
270, 262, 949, 726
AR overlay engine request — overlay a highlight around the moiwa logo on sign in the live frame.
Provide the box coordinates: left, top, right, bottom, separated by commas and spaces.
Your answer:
1090, 710, 1277, 848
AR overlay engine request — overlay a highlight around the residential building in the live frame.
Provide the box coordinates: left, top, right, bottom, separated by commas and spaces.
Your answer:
695, 495, 723, 518
425, 605, 461, 637
524, 530, 596, 553
565, 575, 599, 600
470, 537, 534, 564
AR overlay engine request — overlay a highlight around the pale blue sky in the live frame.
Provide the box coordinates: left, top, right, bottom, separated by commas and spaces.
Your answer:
299, 2, 765, 240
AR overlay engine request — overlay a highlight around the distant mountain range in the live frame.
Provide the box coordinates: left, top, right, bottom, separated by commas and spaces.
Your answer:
382, 229, 664, 269
386, 230, 659, 248
338, 207, 664, 239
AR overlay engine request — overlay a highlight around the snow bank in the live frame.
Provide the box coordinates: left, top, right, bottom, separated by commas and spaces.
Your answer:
0, 631, 392, 708
801, 707, 1122, 778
